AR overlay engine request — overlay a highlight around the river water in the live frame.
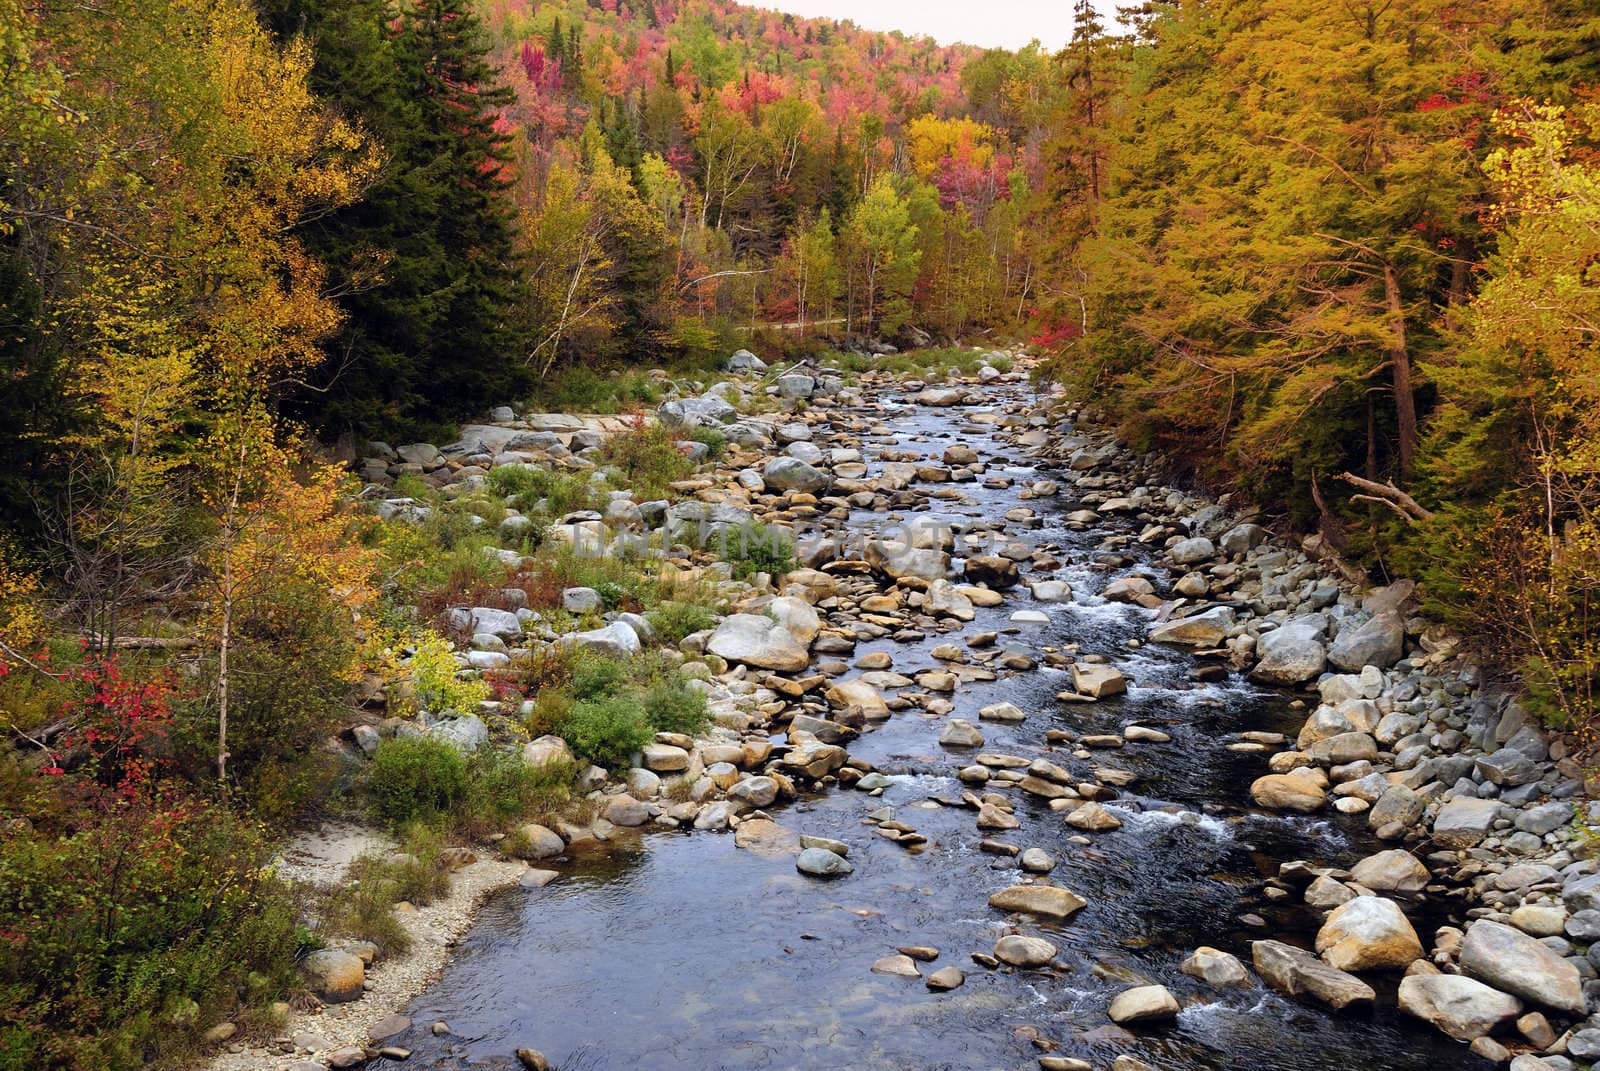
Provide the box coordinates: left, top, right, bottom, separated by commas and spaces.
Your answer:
382, 382, 1489, 1071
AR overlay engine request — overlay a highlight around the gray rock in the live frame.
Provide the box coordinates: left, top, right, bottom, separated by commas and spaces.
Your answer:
762, 456, 829, 494
1434, 796, 1502, 848
1169, 536, 1216, 565
431, 715, 488, 752
1252, 939, 1375, 1009
1218, 523, 1267, 555
1350, 849, 1429, 893
1460, 919, 1586, 1016
1251, 619, 1327, 685
561, 586, 604, 613
1477, 748, 1542, 787
1328, 611, 1405, 671
658, 395, 735, 429
447, 606, 522, 638
726, 349, 767, 373
1510, 797, 1574, 832
707, 613, 810, 671
1181, 946, 1251, 988
1568, 1029, 1600, 1061
777, 373, 816, 399
796, 846, 853, 878
1567, 910, 1600, 942
1367, 784, 1425, 830
558, 620, 642, 659
1398, 973, 1523, 1041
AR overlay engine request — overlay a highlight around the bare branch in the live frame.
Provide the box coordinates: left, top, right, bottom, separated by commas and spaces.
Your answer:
1336, 472, 1436, 522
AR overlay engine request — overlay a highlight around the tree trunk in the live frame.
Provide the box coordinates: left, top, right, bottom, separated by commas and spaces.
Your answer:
1383, 264, 1417, 481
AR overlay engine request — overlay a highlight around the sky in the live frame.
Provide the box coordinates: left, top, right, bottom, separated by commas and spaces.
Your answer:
757, 0, 1114, 51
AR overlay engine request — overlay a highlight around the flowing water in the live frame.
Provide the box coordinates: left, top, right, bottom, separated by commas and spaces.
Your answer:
381, 383, 1490, 1071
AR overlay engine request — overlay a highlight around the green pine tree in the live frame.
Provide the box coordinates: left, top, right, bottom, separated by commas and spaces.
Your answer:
275, 0, 528, 434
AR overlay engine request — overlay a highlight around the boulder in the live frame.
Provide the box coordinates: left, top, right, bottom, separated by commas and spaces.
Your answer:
925, 579, 975, 621
726, 348, 767, 373
1168, 536, 1216, 564
964, 556, 1020, 589
939, 719, 985, 748
522, 735, 574, 770
825, 678, 889, 719
1108, 985, 1180, 1024
1250, 771, 1326, 813
707, 614, 810, 672
302, 949, 365, 1004
1459, 920, 1586, 1016
1252, 940, 1375, 1010
732, 818, 801, 854
1181, 947, 1251, 988
1314, 896, 1423, 971
1398, 974, 1523, 1041
1349, 850, 1429, 894
1103, 576, 1156, 602
796, 846, 853, 878
512, 823, 565, 860
776, 373, 815, 399
1070, 663, 1128, 698
864, 540, 950, 581
1251, 620, 1327, 685
601, 795, 649, 827
987, 884, 1088, 921
762, 457, 829, 494
657, 395, 736, 429
1367, 784, 1425, 830
1149, 606, 1235, 647
641, 744, 690, 772
430, 715, 489, 752
561, 586, 604, 613
994, 934, 1058, 967
1328, 611, 1405, 671
447, 606, 522, 639
1433, 796, 1501, 849
766, 596, 821, 645
912, 386, 966, 406
557, 620, 642, 659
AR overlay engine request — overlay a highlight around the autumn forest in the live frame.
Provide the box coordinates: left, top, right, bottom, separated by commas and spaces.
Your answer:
3, 0, 1600, 1067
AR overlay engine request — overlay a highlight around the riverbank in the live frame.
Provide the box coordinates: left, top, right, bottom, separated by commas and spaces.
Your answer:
209, 350, 1594, 1071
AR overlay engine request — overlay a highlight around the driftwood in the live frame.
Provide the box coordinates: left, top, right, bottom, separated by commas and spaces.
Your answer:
1336, 472, 1436, 523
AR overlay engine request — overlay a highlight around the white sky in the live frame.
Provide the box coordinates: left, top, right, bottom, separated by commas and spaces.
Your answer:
758, 0, 1116, 51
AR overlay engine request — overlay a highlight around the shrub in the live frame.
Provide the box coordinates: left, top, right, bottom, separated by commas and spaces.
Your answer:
597, 418, 694, 499
529, 365, 662, 414
556, 695, 651, 770
646, 600, 719, 645
401, 630, 490, 717
367, 736, 471, 825
687, 426, 727, 460
642, 677, 709, 736
460, 749, 577, 834
568, 649, 630, 701
715, 521, 797, 580
0, 798, 300, 1071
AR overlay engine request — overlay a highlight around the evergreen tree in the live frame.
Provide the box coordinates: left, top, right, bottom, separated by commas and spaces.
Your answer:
281, 0, 527, 433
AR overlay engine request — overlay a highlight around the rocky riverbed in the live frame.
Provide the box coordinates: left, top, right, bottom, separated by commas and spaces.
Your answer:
239, 353, 1598, 1071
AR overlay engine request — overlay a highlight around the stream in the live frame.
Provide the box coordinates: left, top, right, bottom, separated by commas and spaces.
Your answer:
381, 380, 1491, 1071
